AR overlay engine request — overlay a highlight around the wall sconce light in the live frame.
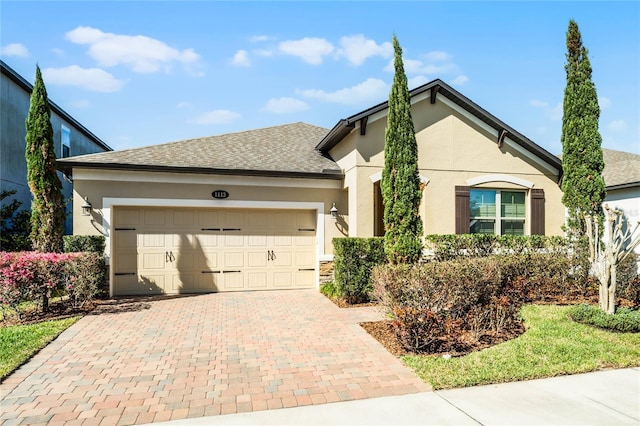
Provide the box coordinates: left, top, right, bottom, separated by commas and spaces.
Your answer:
81, 197, 92, 216
330, 203, 338, 220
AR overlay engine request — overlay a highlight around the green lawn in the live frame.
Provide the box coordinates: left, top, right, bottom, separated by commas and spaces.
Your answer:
0, 317, 79, 380
402, 304, 640, 390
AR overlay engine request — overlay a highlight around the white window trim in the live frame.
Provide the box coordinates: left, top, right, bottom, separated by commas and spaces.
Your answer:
470, 189, 527, 236
102, 197, 327, 296
466, 174, 534, 189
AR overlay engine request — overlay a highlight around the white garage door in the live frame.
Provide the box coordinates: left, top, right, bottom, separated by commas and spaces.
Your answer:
112, 207, 316, 295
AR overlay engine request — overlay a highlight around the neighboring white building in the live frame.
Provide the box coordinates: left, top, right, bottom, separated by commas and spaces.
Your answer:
602, 148, 640, 261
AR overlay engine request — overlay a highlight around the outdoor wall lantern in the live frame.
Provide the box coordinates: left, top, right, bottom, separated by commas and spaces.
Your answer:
330, 203, 338, 220
81, 197, 92, 216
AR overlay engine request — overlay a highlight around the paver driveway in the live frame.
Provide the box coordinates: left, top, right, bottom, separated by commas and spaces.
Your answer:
1, 290, 429, 425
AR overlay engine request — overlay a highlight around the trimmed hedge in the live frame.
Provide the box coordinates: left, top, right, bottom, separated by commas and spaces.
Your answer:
424, 234, 570, 261
568, 304, 640, 332
333, 237, 385, 304
63, 235, 106, 254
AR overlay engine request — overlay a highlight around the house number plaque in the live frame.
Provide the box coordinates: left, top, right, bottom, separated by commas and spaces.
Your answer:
212, 190, 229, 199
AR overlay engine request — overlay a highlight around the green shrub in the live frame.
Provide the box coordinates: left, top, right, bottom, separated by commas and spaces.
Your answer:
319, 281, 340, 299
568, 304, 640, 332
63, 235, 106, 254
424, 234, 569, 261
333, 237, 385, 304
64, 253, 107, 307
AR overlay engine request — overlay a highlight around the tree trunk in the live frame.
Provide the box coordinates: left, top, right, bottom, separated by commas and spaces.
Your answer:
607, 264, 617, 314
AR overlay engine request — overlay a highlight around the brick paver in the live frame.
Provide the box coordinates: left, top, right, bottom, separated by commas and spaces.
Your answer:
1, 290, 430, 425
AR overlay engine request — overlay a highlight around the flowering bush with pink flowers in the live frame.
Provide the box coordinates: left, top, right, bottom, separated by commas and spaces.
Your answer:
0, 251, 105, 317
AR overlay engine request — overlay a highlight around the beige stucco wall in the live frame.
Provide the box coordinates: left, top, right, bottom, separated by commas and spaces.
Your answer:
330, 96, 564, 237
71, 169, 347, 256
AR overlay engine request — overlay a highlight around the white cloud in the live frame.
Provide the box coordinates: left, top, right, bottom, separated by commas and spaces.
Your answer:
232, 50, 250, 67
176, 102, 191, 108
408, 75, 430, 90
599, 96, 611, 110
530, 100, 548, 108
42, 65, 124, 92
65, 26, 202, 74
608, 119, 627, 132
264, 97, 310, 114
335, 34, 392, 66
279, 37, 334, 65
250, 35, 271, 42
551, 102, 563, 121
423, 51, 452, 62
253, 49, 273, 57
451, 75, 469, 85
1, 43, 29, 57
190, 110, 241, 125
297, 78, 388, 106
51, 48, 65, 56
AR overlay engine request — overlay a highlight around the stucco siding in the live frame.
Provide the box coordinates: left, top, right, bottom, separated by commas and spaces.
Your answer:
72, 170, 347, 256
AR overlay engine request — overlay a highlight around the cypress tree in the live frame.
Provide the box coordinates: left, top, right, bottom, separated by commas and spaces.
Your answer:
25, 65, 65, 253
561, 20, 606, 237
381, 35, 423, 264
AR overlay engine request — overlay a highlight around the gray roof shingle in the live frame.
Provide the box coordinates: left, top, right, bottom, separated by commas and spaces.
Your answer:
58, 122, 342, 179
602, 148, 640, 189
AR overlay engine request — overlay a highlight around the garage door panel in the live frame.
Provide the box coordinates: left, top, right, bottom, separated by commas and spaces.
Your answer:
173, 210, 195, 227
224, 252, 244, 268
196, 234, 218, 248
295, 270, 315, 288
273, 251, 292, 267
114, 207, 316, 295
142, 252, 167, 270
144, 210, 167, 226
248, 251, 267, 267
295, 251, 314, 267
222, 272, 244, 290
273, 271, 293, 288
247, 272, 267, 289
142, 233, 167, 248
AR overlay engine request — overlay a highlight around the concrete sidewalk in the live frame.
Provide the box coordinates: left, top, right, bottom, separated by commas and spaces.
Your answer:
155, 367, 640, 425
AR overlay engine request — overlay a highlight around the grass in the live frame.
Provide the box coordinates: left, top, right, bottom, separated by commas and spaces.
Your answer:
0, 317, 79, 380
402, 304, 640, 390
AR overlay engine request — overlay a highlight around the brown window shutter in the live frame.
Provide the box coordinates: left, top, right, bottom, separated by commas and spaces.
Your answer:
530, 188, 545, 235
455, 186, 470, 234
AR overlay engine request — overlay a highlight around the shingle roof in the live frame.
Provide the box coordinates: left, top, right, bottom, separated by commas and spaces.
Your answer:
602, 148, 640, 189
57, 122, 342, 179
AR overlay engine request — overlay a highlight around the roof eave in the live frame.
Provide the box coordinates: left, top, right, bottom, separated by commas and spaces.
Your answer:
606, 181, 640, 191
56, 161, 344, 180
316, 78, 562, 173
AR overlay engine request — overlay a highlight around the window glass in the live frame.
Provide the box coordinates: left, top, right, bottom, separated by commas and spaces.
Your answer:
61, 125, 70, 158
470, 189, 525, 235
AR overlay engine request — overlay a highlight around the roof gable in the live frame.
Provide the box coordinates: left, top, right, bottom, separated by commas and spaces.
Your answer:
57, 122, 342, 179
316, 79, 562, 173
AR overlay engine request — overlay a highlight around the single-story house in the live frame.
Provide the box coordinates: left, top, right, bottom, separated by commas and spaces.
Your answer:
57, 79, 565, 296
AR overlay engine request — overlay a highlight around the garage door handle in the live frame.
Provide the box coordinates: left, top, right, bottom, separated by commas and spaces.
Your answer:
115, 228, 136, 231
298, 228, 315, 232
222, 228, 241, 231
298, 268, 315, 271
222, 270, 241, 273
201, 228, 221, 231
201, 271, 220, 274
115, 272, 136, 276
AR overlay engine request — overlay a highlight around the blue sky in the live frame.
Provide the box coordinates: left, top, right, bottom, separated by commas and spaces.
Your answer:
2, 1, 639, 155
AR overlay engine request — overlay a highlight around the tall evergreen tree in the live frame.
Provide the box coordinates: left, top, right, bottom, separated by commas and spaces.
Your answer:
561, 20, 606, 237
25, 65, 65, 253
381, 35, 423, 264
